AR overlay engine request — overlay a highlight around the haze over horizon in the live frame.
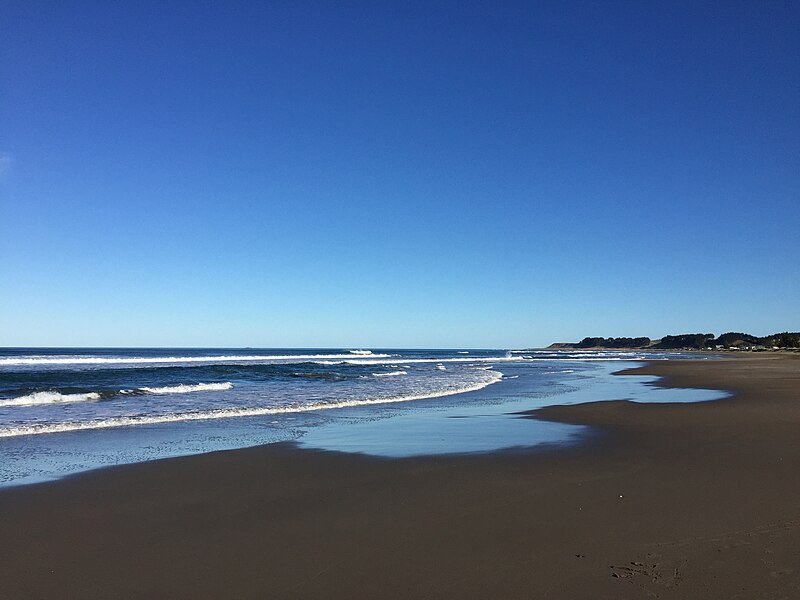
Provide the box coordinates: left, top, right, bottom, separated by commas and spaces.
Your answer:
2, 1, 798, 348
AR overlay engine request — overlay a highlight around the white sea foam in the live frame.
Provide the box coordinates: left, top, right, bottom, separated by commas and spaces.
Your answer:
0, 391, 101, 408
372, 371, 407, 377
0, 353, 393, 366
436, 364, 447, 370
313, 356, 525, 366
0, 351, 653, 368
0, 382, 233, 407
0, 371, 504, 438
138, 382, 234, 395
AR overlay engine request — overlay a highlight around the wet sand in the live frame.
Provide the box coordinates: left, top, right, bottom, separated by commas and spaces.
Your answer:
1, 354, 799, 599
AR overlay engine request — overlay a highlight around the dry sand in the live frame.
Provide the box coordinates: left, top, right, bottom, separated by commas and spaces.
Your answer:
1, 354, 798, 599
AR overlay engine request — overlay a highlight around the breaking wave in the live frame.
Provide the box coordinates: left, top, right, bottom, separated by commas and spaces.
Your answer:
313, 356, 522, 366
0, 371, 503, 438
372, 370, 407, 377
137, 382, 234, 395
0, 353, 393, 367
0, 391, 101, 408
0, 382, 234, 408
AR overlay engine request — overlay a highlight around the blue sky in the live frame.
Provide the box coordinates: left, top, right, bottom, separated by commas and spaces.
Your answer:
1, 1, 798, 348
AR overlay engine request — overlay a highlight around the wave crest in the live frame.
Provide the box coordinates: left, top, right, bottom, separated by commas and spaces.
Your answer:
137, 382, 234, 395
0, 372, 503, 438
0, 353, 393, 366
0, 391, 101, 408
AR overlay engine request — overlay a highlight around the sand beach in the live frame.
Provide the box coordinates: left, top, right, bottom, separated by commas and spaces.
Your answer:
1, 354, 798, 599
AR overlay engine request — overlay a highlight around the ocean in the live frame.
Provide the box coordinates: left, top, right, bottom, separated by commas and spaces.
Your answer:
0, 348, 725, 486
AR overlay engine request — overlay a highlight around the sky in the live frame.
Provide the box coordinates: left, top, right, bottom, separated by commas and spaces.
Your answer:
1, 0, 798, 348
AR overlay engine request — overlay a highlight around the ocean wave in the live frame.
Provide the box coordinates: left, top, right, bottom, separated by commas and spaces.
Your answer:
312, 356, 524, 366
137, 382, 234, 395
0, 382, 234, 407
0, 391, 101, 408
289, 371, 345, 380
0, 372, 503, 438
0, 351, 652, 369
0, 353, 394, 367
372, 370, 407, 377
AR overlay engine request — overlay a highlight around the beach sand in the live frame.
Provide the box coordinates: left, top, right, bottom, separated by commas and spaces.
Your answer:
1, 354, 798, 598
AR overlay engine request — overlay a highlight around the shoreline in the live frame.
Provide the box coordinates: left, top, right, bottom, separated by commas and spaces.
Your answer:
1, 354, 798, 598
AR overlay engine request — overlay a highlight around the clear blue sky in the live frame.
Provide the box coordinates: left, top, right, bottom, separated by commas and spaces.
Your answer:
1, 1, 798, 348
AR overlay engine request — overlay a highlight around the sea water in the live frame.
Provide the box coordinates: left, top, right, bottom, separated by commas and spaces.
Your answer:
0, 348, 726, 486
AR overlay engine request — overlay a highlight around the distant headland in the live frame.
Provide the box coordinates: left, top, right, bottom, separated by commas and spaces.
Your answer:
546, 331, 800, 351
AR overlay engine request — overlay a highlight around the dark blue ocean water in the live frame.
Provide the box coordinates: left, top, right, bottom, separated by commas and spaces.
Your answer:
0, 348, 726, 486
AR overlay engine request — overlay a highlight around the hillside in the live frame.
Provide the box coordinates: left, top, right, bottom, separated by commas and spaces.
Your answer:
548, 331, 800, 351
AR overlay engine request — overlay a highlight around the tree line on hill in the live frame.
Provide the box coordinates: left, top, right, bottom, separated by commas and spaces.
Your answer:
568, 332, 800, 350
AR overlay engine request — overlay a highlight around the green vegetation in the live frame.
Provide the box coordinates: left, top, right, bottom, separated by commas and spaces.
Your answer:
653, 334, 714, 349
563, 332, 800, 350
575, 337, 651, 349
758, 332, 800, 348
